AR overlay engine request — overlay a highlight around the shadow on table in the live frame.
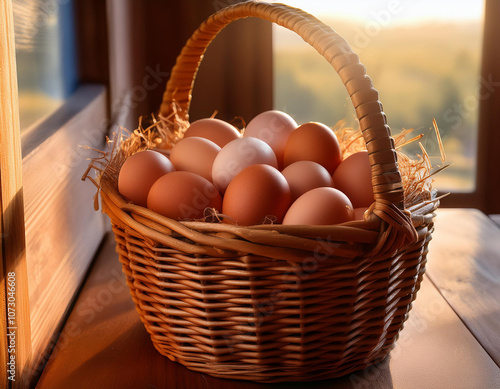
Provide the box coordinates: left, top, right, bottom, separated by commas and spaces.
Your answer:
221, 357, 394, 389
168, 355, 395, 389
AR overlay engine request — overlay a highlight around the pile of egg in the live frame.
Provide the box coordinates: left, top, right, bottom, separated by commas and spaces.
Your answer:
118, 111, 374, 226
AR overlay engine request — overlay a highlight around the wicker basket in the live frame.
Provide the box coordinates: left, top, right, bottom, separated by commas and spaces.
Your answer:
98, 1, 438, 383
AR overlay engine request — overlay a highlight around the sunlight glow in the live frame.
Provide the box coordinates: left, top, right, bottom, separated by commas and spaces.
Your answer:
272, 0, 484, 191
269, 0, 484, 26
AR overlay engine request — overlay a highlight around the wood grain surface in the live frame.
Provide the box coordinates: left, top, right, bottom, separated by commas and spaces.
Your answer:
0, 0, 32, 387
426, 209, 500, 368
36, 210, 500, 388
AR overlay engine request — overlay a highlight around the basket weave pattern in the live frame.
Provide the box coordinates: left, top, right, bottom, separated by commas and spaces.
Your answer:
98, 1, 437, 383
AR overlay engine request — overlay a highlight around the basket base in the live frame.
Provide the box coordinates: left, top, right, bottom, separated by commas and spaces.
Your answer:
151, 341, 391, 383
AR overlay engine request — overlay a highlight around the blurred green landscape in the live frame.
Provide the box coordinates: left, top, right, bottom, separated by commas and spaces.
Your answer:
274, 19, 483, 191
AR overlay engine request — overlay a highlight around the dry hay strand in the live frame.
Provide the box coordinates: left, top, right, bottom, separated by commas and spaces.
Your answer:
327, 120, 447, 208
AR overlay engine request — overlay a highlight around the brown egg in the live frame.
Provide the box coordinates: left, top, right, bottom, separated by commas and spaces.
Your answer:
281, 161, 333, 201
244, 110, 298, 169
223, 164, 291, 226
169, 137, 221, 182
184, 118, 241, 147
283, 187, 354, 225
147, 171, 222, 220
118, 150, 175, 207
333, 151, 374, 208
212, 137, 278, 193
283, 122, 342, 174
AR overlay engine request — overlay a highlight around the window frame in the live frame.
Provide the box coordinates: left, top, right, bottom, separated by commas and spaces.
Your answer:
2, 0, 110, 387
436, 0, 500, 213
468, 0, 500, 214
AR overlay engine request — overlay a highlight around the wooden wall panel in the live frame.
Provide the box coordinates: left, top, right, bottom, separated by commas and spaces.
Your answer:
74, 0, 110, 86
476, 0, 500, 214
190, 17, 273, 124
106, 0, 272, 130
0, 1, 32, 388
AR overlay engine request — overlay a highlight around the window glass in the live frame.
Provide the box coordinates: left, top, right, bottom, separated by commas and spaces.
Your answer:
273, 0, 484, 192
14, 0, 78, 132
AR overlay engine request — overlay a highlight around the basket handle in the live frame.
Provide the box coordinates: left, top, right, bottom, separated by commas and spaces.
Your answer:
159, 1, 417, 242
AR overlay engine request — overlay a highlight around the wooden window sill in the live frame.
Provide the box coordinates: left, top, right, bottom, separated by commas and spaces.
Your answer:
35, 209, 500, 388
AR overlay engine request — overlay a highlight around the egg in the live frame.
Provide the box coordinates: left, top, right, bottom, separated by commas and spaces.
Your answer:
212, 137, 278, 193
223, 164, 291, 226
354, 207, 369, 220
147, 171, 222, 220
283, 122, 342, 174
281, 161, 333, 201
283, 187, 354, 225
118, 150, 175, 207
169, 137, 221, 182
333, 151, 374, 208
184, 118, 241, 147
243, 110, 298, 169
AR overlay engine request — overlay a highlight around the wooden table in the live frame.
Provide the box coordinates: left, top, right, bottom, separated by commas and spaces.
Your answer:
36, 209, 500, 389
